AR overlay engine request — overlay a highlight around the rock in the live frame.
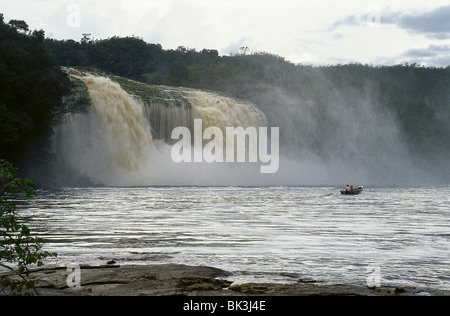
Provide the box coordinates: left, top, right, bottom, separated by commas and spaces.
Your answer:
2, 264, 448, 296
22, 264, 231, 296
229, 280, 251, 288
395, 287, 406, 294
297, 278, 317, 284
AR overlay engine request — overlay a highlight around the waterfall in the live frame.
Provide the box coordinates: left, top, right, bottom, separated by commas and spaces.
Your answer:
52, 69, 269, 185
46, 68, 430, 186
144, 97, 193, 143
78, 75, 154, 171
188, 89, 267, 130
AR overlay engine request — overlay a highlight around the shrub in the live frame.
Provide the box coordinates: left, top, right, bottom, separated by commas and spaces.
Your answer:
0, 159, 56, 295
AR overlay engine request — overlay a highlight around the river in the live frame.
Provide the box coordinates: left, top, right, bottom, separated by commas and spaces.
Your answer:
18, 185, 450, 290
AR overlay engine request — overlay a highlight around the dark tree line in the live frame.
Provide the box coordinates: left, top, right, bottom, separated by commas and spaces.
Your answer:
0, 15, 70, 165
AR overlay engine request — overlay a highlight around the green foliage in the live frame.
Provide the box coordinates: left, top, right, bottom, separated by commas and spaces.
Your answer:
8, 20, 29, 32
0, 16, 70, 164
168, 61, 190, 86
0, 159, 57, 295
109, 71, 191, 108
45, 36, 165, 81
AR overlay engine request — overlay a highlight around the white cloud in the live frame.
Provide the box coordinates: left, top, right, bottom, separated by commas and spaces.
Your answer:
380, 44, 450, 67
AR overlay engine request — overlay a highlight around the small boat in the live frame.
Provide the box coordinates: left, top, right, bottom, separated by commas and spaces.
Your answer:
341, 186, 363, 195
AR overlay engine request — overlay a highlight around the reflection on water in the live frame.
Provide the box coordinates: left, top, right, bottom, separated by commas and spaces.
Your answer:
17, 186, 450, 289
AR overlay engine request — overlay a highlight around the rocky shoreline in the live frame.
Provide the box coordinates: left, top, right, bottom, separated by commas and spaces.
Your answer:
2, 264, 449, 296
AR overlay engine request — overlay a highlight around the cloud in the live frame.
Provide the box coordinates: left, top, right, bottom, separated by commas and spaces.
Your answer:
400, 44, 450, 67
331, 4, 450, 40
378, 44, 450, 67
393, 5, 450, 39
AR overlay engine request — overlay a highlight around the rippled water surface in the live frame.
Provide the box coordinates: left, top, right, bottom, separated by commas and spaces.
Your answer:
18, 186, 450, 289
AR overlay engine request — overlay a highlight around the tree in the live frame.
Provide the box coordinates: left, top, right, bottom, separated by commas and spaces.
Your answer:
168, 61, 190, 86
0, 16, 70, 164
8, 19, 28, 33
0, 159, 56, 295
239, 46, 250, 55
81, 33, 92, 44
31, 29, 45, 43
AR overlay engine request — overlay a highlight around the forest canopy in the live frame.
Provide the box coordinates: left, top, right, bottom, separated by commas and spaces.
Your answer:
0, 14, 70, 164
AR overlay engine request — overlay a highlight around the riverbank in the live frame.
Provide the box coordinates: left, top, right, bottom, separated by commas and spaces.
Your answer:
3, 264, 448, 296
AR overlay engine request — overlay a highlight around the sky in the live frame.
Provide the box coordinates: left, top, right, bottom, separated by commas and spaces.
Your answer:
2, 0, 450, 66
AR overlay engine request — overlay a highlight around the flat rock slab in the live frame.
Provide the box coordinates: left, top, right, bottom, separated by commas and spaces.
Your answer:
25, 264, 232, 296
3, 264, 449, 296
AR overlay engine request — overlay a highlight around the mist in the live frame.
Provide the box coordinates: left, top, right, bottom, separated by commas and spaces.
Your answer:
35, 67, 447, 187
238, 70, 442, 185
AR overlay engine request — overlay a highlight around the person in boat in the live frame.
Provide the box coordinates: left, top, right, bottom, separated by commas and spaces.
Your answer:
346, 185, 350, 192
350, 185, 354, 190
